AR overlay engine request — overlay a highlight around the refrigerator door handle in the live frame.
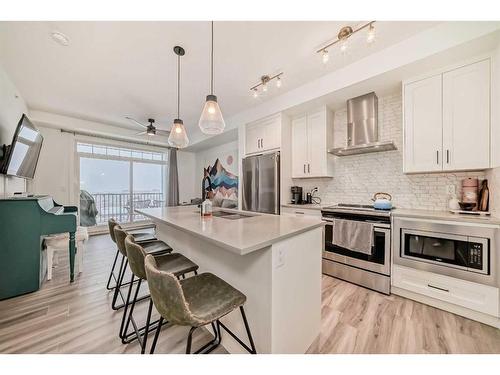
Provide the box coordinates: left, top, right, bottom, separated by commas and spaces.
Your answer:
274, 153, 280, 214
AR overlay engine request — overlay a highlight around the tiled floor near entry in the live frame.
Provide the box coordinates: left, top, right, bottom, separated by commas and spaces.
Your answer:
0, 234, 499, 354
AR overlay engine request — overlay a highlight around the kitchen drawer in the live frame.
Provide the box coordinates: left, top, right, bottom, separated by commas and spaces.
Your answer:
393, 265, 499, 317
281, 206, 322, 218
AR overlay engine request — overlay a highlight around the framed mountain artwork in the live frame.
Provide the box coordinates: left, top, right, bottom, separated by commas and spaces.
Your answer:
202, 149, 238, 208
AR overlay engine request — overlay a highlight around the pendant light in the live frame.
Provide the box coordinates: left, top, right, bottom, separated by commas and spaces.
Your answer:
168, 46, 189, 148
198, 21, 225, 135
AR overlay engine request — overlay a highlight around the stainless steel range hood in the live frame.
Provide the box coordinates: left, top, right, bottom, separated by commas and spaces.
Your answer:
329, 92, 396, 156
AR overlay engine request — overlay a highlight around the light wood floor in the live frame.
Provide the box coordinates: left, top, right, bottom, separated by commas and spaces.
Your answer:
0, 234, 499, 354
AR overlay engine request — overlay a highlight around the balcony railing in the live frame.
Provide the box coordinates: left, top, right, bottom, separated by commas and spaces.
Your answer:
82, 192, 164, 225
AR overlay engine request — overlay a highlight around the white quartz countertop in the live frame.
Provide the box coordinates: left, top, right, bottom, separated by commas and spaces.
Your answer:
392, 208, 500, 226
137, 206, 325, 255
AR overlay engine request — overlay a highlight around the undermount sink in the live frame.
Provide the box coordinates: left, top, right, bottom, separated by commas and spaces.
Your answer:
212, 210, 256, 220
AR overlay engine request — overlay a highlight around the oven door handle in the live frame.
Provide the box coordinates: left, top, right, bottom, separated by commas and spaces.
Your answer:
322, 217, 390, 229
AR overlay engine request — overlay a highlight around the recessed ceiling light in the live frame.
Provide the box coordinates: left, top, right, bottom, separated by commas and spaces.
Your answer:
50, 31, 69, 46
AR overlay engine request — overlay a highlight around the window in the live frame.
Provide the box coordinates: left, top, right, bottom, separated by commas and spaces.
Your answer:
77, 142, 167, 227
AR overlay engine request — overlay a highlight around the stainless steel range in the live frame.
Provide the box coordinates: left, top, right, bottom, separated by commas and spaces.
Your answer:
321, 204, 392, 294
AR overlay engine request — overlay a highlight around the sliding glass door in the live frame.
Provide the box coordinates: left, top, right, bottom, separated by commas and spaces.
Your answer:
132, 162, 164, 221
77, 142, 166, 227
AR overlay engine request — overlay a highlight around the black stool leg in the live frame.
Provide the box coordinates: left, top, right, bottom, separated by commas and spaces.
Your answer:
216, 306, 257, 354
141, 299, 154, 354
111, 257, 128, 310
150, 317, 164, 354
121, 278, 142, 343
240, 306, 256, 354
119, 274, 135, 339
186, 327, 197, 354
111, 256, 125, 309
106, 249, 120, 290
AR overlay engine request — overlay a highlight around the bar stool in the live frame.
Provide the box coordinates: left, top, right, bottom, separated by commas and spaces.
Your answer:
106, 218, 157, 291
111, 225, 172, 310
121, 235, 199, 353
144, 254, 257, 354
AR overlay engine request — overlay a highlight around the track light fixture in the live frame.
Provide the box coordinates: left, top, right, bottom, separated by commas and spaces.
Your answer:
250, 73, 283, 98
317, 21, 376, 63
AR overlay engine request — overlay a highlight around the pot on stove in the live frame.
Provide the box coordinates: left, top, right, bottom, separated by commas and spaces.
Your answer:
371, 192, 392, 210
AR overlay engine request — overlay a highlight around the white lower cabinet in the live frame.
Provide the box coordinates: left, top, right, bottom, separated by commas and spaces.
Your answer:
393, 264, 499, 317
280, 206, 322, 218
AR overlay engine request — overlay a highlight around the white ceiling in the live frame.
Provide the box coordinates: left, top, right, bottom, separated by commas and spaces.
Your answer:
0, 21, 438, 142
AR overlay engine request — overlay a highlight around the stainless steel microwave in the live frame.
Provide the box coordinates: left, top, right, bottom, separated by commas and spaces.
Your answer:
393, 217, 499, 287
400, 228, 488, 275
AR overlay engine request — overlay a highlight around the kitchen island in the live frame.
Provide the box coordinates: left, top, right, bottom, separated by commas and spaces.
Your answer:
136, 206, 325, 354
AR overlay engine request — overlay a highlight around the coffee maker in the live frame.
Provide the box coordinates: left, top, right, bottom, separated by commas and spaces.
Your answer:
291, 186, 303, 204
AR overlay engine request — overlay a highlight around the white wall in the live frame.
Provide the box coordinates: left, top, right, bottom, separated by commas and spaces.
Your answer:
293, 92, 488, 210
0, 64, 28, 197
484, 42, 500, 215
30, 126, 74, 204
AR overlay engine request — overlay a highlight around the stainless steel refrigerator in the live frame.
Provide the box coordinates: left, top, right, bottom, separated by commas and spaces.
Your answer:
242, 151, 280, 215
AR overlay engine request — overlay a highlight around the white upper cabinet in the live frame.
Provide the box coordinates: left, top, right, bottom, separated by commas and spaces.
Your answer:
442, 59, 490, 171
245, 114, 281, 155
291, 115, 308, 177
404, 75, 443, 173
404, 58, 491, 173
291, 107, 333, 178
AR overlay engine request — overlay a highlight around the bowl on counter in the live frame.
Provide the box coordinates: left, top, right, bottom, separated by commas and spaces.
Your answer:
458, 202, 476, 211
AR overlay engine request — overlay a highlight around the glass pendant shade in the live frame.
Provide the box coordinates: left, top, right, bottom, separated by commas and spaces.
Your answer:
168, 119, 189, 148
198, 94, 225, 135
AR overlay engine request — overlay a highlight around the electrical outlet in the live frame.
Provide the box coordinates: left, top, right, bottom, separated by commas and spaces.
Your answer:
275, 248, 285, 268
446, 184, 456, 195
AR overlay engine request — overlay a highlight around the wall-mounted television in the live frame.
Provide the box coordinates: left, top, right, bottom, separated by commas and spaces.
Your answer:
0, 114, 43, 179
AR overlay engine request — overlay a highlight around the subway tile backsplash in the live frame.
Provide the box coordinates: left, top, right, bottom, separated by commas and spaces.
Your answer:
294, 92, 486, 210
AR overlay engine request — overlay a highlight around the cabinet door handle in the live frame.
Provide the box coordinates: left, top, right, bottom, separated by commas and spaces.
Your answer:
257, 139, 260, 149
295, 211, 305, 215
308, 164, 310, 173
303, 164, 306, 173
261, 138, 264, 149
427, 284, 449, 293
436, 150, 439, 165
446, 149, 450, 164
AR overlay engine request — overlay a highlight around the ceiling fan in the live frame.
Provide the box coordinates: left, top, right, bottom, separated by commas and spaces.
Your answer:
125, 116, 170, 137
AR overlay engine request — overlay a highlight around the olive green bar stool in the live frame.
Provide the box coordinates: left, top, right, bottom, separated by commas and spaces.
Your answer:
111, 225, 172, 310
106, 218, 158, 291
144, 254, 257, 354
121, 235, 199, 353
